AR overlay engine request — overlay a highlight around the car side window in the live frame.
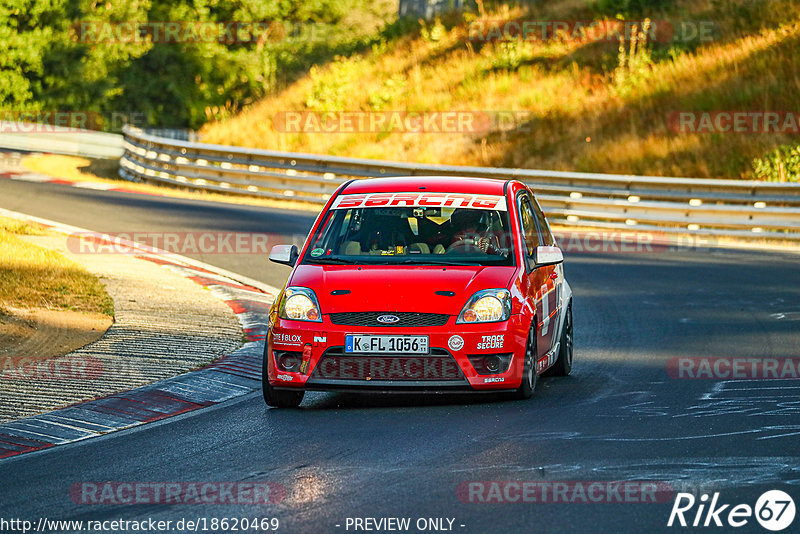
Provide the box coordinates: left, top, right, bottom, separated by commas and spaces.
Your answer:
532, 199, 554, 246
517, 195, 540, 270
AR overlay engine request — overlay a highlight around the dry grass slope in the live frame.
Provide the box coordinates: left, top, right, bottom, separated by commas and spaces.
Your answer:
0, 218, 113, 316
201, 0, 800, 180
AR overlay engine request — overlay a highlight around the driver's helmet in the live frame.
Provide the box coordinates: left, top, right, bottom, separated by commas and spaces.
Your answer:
450, 208, 486, 232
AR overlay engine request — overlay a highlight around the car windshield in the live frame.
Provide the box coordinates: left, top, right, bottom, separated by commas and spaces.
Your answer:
303, 196, 514, 266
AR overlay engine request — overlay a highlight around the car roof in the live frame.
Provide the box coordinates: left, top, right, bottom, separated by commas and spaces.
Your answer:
342, 176, 509, 196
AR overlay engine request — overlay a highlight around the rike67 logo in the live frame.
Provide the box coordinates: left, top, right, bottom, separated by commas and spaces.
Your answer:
668, 490, 795, 531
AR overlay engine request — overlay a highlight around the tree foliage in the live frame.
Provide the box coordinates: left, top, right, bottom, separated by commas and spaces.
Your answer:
0, 0, 395, 129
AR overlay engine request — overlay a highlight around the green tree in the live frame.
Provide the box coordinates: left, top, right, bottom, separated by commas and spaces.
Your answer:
0, 0, 394, 129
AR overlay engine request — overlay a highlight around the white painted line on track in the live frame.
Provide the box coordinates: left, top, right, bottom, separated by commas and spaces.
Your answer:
0, 206, 282, 295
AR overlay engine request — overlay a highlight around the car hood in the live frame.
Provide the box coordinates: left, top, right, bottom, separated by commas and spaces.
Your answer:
289, 265, 516, 315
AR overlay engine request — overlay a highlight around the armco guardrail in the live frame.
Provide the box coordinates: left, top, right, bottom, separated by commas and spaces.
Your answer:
0, 122, 123, 159
119, 125, 800, 240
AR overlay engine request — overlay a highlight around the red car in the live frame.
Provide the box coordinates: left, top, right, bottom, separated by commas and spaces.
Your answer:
263, 176, 573, 407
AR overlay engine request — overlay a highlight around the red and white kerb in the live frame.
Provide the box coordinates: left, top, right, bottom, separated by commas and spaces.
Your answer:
331, 192, 508, 211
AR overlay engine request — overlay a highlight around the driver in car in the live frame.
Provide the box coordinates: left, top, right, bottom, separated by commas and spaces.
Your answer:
447, 209, 503, 255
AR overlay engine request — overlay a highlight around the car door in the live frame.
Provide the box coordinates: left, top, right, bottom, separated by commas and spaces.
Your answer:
516, 192, 553, 365
532, 197, 562, 358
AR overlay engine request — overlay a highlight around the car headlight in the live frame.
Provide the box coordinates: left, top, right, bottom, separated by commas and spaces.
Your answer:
279, 287, 322, 322
457, 289, 512, 324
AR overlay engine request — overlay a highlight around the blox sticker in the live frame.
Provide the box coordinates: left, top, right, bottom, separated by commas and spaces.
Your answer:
273, 332, 302, 346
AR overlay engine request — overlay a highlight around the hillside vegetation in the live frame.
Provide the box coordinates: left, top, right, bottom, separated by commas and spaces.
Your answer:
201, 0, 800, 180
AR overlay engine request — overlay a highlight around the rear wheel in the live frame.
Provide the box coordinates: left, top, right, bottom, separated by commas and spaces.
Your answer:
514, 326, 539, 400
545, 303, 573, 377
262, 342, 304, 408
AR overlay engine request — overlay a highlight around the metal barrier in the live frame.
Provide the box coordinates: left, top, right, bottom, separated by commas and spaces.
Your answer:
118, 125, 800, 241
0, 122, 123, 159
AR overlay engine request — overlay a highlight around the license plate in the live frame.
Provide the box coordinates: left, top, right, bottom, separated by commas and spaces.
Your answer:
345, 335, 429, 354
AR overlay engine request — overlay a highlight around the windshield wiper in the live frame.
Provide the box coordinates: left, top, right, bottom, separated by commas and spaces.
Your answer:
305, 257, 358, 264
397, 259, 482, 266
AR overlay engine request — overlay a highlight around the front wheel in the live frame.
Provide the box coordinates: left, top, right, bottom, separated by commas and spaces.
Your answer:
262, 343, 304, 408
514, 326, 539, 400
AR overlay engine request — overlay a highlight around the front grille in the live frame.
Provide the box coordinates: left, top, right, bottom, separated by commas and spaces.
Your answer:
309, 347, 464, 382
329, 312, 449, 327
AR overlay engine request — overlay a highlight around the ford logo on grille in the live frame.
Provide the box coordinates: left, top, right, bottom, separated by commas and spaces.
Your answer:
376, 314, 400, 324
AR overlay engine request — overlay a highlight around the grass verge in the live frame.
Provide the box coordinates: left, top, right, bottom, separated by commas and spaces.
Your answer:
0, 217, 114, 316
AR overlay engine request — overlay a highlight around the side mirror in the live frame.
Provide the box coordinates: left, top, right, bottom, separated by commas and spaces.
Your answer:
534, 245, 563, 266
269, 244, 299, 267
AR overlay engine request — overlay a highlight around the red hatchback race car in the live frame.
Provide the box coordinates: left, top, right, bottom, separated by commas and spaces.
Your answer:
263, 176, 573, 407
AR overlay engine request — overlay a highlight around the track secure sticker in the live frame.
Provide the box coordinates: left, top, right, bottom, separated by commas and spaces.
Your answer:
477, 335, 504, 350
448, 335, 465, 351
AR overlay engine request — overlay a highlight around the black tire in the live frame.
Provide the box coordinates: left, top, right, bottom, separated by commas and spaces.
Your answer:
514, 326, 539, 400
544, 303, 573, 377
262, 342, 304, 408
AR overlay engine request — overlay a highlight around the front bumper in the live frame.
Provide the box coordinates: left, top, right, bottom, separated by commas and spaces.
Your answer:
266, 315, 529, 392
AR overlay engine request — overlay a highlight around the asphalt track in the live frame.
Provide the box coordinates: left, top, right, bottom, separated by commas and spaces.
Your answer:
1, 178, 799, 534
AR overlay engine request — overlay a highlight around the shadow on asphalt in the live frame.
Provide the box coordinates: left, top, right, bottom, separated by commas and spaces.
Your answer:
267, 376, 576, 410
308, 391, 515, 409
